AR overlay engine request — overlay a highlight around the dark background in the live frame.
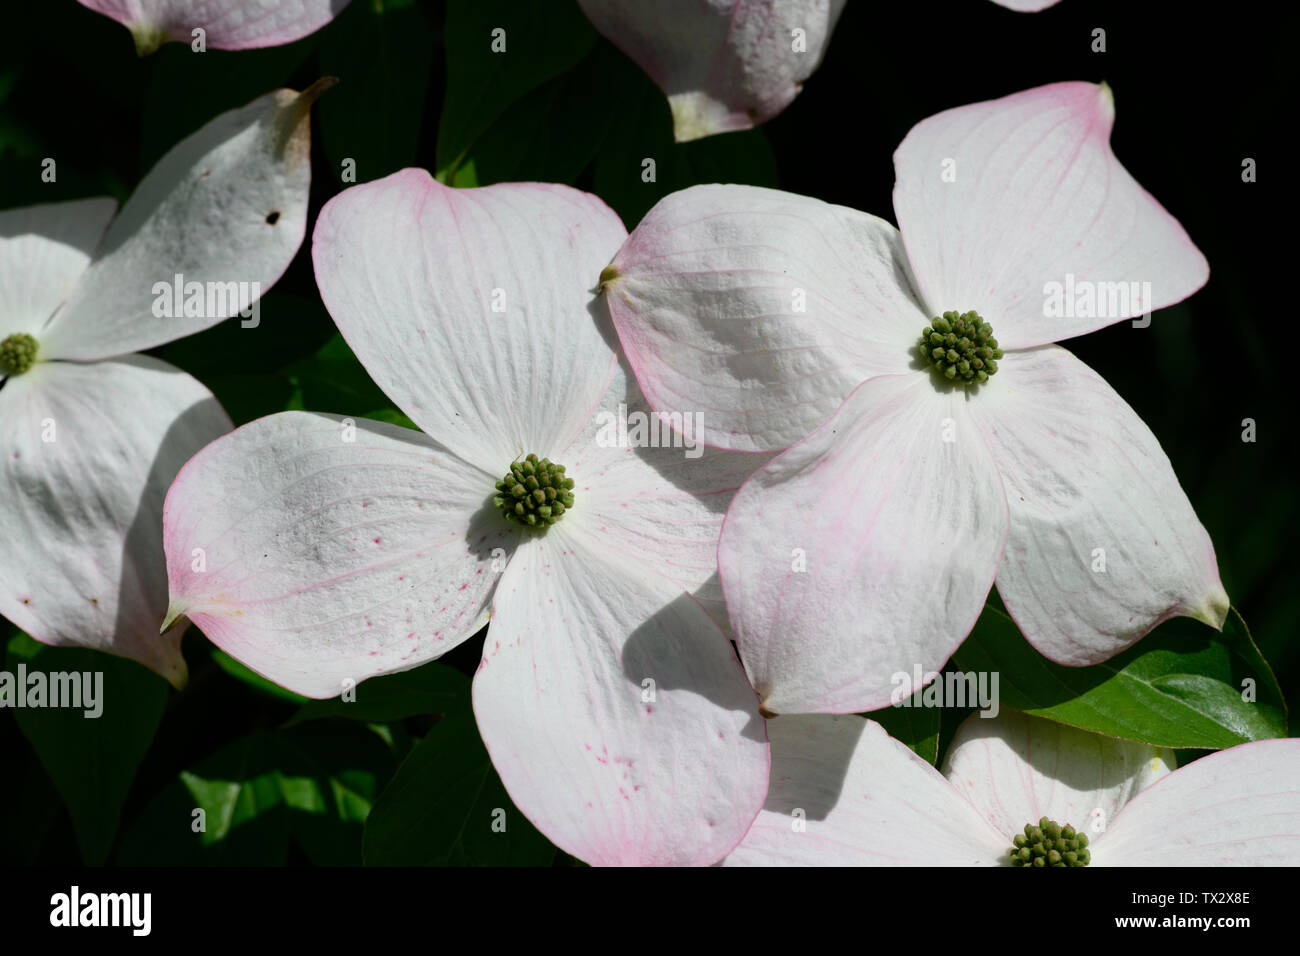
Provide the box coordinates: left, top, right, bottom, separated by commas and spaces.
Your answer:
0, 0, 1294, 865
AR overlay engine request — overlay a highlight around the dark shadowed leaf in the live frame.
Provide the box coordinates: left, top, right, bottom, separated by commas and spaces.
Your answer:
436, 0, 596, 182
592, 50, 777, 229
116, 723, 393, 865
448, 44, 619, 188
289, 660, 467, 725
5, 632, 167, 864
319, 0, 434, 185
210, 649, 309, 704
363, 707, 556, 866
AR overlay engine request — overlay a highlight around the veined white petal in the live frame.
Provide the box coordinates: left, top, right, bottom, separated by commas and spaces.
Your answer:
942, 710, 1173, 846
42, 84, 326, 360
721, 373, 1008, 714
1100, 739, 1300, 866
0, 355, 231, 686
606, 184, 925, 452
313, 170, 626, 477
723, 716, 1006, 866
578, 0, 845, 141
893, 81, 1207, 348
77, 0, 349, 53
162, 411, 504, 698
560, 361, 770, 629
973, 346, 1228, 665
0, 198, 116, 342
473, 528, 768, 866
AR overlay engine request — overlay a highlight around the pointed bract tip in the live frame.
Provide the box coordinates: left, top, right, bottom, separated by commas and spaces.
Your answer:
270, 77, 338, 125
1188, 584, 1231, 632
1098, 80, 1115, 119
599, 263, 620, 291
668, 92, 730, 143
160, 604, 187, 636
130, 24, 168, 56
270, 77, 336, 164
298, 76, 340, 107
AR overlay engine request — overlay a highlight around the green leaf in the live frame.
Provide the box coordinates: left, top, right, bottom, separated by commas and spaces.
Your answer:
138, 39, 318, 174
592, 51, 778, 228
951, 606, 1286, 749
436, 0, 597, 182
448, 44, 618, 188
158, 292, 337, 427
116, 724, 393, 865
158, 293, 337, 377
284, 333, 392, 415
864, 690, 941, 765
210, 648, 308, 704
363, 707, 556, 866
4, 633, 167, 864
0, 729, 69, 864
318, 0, 434, 184
288, 661, 467, 725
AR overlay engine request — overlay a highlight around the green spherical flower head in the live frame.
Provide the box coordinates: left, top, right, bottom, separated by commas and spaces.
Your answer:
918, 310, 1003, 385
1009, 816, 1091, 867
494, 453, 576, 529
0, 333, 39, 376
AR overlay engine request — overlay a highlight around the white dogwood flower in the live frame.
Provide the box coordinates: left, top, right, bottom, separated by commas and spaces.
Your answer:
160, 169, 770, 865
603, 81, 1226, 714
0, 82, 327, 685
725, 710, 1300, 866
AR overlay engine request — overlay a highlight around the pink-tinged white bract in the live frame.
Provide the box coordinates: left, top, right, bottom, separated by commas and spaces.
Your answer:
578, 0, 845, 142
77, 0, 351, 54
724, 710, 1300, 866
0, 84, 324, 687
603, 81, 1227, 715
993, 0, 1061, 10
161, 169, 770, 866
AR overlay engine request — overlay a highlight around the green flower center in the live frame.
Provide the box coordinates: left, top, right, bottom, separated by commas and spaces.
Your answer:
918, 310, 1002, 385
0, 333, 39, 376
1009, 816, 1091, 867
494, 453, 575, 529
